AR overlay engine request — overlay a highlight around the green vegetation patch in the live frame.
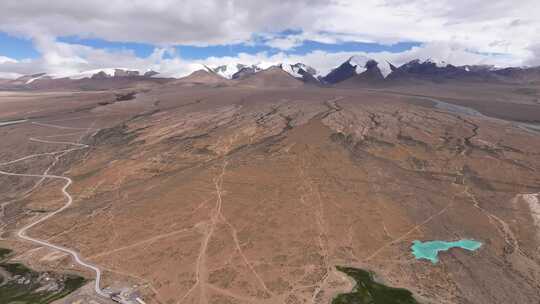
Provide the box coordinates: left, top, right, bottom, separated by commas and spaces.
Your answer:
0, 248, 12, 261
332, 266, 419, 304
0, 248, 86, 304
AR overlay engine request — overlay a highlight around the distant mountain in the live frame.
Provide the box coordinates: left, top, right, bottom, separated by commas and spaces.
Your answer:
3, 59, 540, 91
361, 59, 385, 80
338, 59, 386, 87
386, 59, 472, 82
212, 64, 242, 79
10, 68, 159, 83
68, 68, 140, 80
350, 56, 392, 78
491, 66, 540, 83
280, 63, 319, 84
210, 64, 263, 80
236, 66, 303, 88
232, 65, 262, 80
12, 73, 51, 85
143, 70, 160, 77
174, 69, 229, 86
321, 57, 540, 85
0, 68, 169, 91
322, 56, 392, 84
209, 62, 320, 84
382, 59, 540, 83
113, 69, 140, 77
321, 59, 357, 84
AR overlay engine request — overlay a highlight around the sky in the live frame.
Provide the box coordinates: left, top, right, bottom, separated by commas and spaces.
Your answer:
0, 0, 539, 78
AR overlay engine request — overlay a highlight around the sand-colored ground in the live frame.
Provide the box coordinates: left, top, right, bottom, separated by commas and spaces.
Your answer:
1, 83, 540, 304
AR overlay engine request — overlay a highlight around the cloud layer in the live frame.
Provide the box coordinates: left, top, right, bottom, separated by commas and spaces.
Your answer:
0, 0, 538, 78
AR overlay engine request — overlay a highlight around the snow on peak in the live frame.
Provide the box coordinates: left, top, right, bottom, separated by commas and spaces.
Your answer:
348, 55, 370, 74
25, 74, 48, 84
209, 62, 320, 80
51, 68, 138, 80
348, 56, 392, 78
20, 68, 147, 82
64, 68, 118, 79
280, 63, 317, 78
378, 61, 392, 78
211, 62, 281, 79
212, 63, 245, 79
281, 64, 302, 78
424, 58, 449, 68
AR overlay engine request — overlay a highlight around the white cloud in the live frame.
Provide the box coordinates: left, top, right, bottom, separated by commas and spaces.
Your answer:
1, 1, 537, 52
525, 44, 540, 66
0, 0, 326, 46
0, 38, 520, 79
0, 56, 17, 64
0, 0, 539, 78
265, 36, 304, 50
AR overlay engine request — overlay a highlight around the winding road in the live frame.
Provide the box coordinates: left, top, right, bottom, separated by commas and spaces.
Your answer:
0, 121, 108, 298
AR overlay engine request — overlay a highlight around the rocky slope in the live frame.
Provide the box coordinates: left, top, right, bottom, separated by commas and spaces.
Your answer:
174, 69, 230, 86
235, 66, 304, 88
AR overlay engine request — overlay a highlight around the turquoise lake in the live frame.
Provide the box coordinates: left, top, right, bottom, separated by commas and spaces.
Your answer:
411, 239, 482, 263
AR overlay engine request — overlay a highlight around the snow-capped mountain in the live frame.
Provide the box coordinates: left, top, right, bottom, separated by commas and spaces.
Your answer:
232, 65, 263, 79
210, 63, 272, 79
348, 55, 369, 74
208, 62, 319, 83
322, 56, 392, 84
211, 64, 246, 79
280, 63, 319, 83
14, 68, 159, 83
20, 73, 50, 84
176, 69, 231, 85
76, 68, 144, 79
424, 58, 450, 68
321, 59, 356, 84
386, 59, 487, 82
235, 66, 304, 88
0, 68, 164, 91
320, 57, 522, 84
71, 68, 122, 79
6, 59, 540, 90
281, 63, 316, 78
349, 56, 393, 78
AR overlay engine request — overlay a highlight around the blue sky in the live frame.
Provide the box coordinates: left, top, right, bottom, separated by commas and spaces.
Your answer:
0, 32, 40, 59
2, 32, 421, 61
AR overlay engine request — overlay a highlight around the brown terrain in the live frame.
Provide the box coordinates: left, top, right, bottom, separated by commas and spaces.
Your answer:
174, 70, 233, 87
1, 73, 540, 304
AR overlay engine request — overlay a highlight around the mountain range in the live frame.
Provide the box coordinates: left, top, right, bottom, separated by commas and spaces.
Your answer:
2, 57, 540, 90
